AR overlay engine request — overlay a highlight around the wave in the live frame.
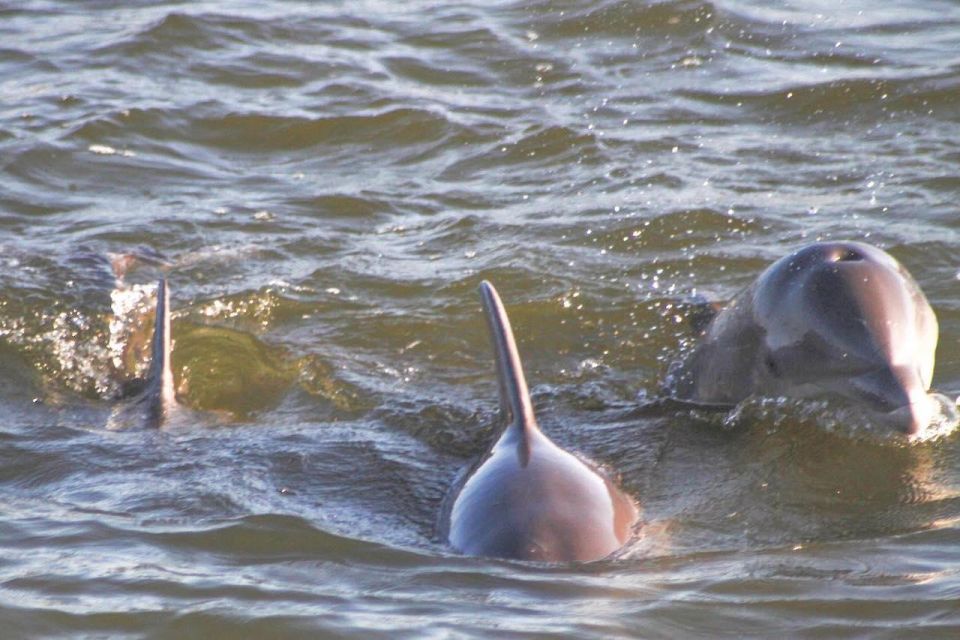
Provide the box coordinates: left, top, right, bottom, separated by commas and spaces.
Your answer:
680, 71, 960, 123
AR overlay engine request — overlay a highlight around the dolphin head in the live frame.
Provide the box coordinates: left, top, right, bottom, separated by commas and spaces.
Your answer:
752, 242, 938, 436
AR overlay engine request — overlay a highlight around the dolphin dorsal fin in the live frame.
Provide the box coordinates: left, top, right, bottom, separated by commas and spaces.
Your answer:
479, 281, 538, 440
143, 278, 176, 425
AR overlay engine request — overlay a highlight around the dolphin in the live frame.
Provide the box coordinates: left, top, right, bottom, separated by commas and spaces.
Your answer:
443, 281, 638, 561
112, 278, 178, 428
668, 241, 943, 436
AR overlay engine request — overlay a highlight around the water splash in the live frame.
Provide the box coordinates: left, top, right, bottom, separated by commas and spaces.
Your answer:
722, 394, 959, 443
108, 281, 158, 379
911, 393, 960, 443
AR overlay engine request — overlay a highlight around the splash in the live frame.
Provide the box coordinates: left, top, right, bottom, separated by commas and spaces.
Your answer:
721, 394, 960, 444
910, 393, 960, 443
108, 281, 159, 379
0, 304, 116, 398
45, 309, 116, 397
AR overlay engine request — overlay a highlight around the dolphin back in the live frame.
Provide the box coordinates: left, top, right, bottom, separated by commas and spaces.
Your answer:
444, 281, 638, 561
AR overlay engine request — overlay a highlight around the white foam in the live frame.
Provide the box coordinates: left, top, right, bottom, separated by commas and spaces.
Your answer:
909, 393, 960, 443
108, 282, 157, 376
88, 144, 136, 157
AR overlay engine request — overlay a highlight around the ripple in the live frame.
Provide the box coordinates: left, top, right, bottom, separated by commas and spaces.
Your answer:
440, 125, 606, 181
383, 56, 494, 87
203, 108, 469, 153
680, 71, 960, 123
527, 0, 716, 39
190, 51, 315, 89
282, 193, 397, 220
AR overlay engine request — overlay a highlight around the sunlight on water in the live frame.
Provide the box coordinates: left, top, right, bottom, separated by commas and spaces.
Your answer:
0, 0, 958, 636
914, 393, 960, 443
108, 281, 157, 379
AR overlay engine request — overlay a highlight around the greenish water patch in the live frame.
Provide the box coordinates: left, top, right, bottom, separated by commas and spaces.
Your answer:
172, 323, 296, 420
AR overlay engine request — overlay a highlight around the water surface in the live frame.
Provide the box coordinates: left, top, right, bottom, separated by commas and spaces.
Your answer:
2, 0, 960, 637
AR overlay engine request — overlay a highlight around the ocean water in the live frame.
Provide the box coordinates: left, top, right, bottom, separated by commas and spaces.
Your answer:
1, 0, 959, 637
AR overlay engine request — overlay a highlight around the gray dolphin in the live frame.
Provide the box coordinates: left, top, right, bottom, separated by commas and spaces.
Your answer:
443, 281, 638, 561
141, 278, 176, 426
112, 278, 178, 428
669, 241, 942, 436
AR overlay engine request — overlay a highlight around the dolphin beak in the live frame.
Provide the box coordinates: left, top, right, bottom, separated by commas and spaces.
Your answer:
886, 400, 934, 438
850, 365, 933, 437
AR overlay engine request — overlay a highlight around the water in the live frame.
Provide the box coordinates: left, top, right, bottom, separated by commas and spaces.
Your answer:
2, 0, 960, 636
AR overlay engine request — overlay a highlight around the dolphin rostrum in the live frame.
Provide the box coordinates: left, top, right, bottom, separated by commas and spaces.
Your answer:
443, 281, 638, 561
668, 241, 945, 436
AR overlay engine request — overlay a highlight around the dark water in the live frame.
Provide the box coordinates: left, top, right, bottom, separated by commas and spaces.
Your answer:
2, 0, 960, 637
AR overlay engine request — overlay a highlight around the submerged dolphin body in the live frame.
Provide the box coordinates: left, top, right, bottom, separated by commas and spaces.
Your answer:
444, 281, 638, 561
113, 278, 178, 428
668, 242, 944, 436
